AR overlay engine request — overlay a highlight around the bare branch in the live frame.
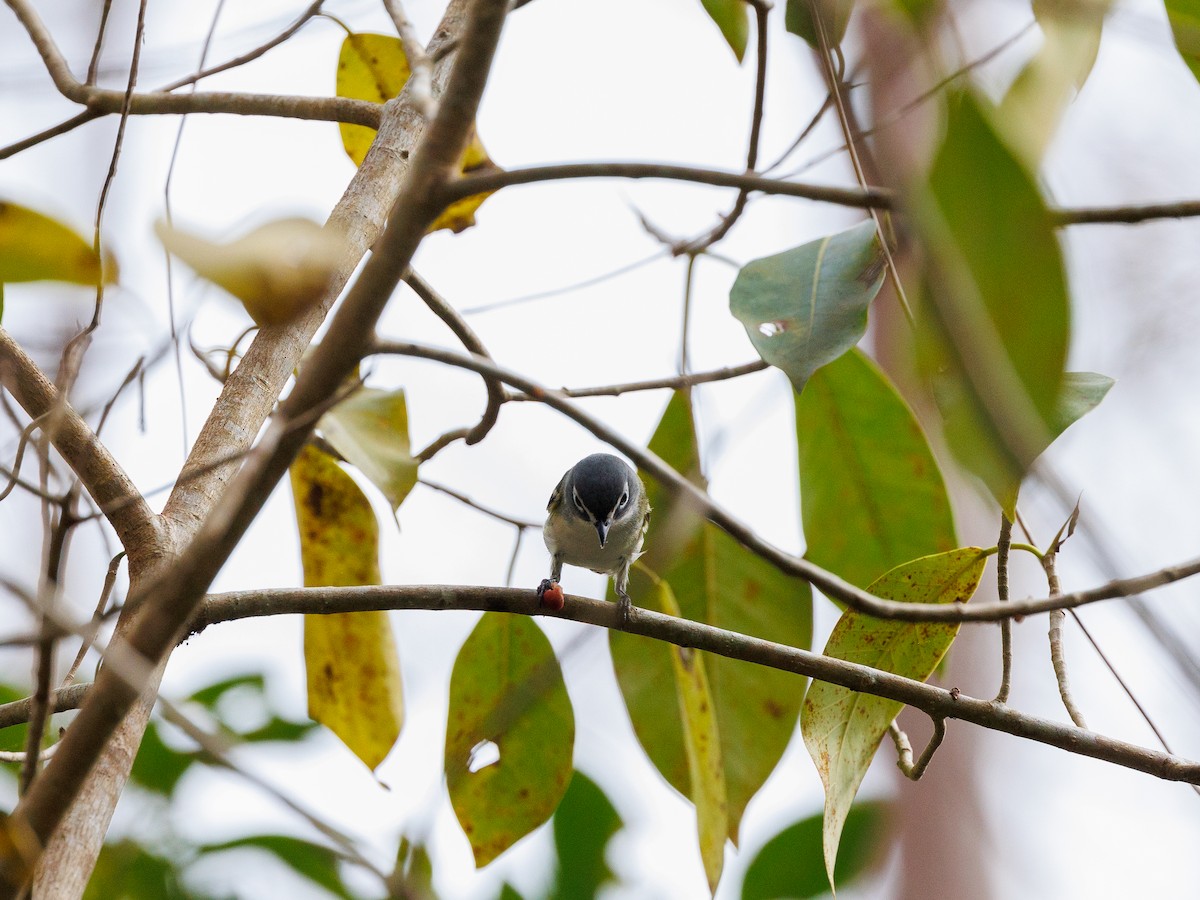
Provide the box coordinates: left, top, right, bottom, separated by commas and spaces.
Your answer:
441, 162, 893, 209
506, 359, 770, 401
404, 271, 503, 453
182, 585, 1200, 785
3, 0, 380, 127
0, 329, 162, 564
369, 340, 1200, 623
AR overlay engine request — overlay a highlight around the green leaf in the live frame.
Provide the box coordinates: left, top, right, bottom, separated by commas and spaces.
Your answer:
320, 387, 419, 513
741, 802, 887, 900
797, 348, 956, 590
1052, 371, 1114, 434
85, 840, 196, 900
0, 684, 30, 758
612, 391, 812, 843
130, 721, 197, 797
785, 0, 856, 48
446, 613, 574, 867
699, 0, 750, 61
658, 579, 727, 893
549, 772, 623, 900
803, 548, 986, 891
730, 221, 885, 395
394, 838, 436, 900
186, 673, 267, 710
1166, 0, 1200, 84
916, 92, 1070, 515
0, 201, 112, 285
199, 835, 353, 900
290, 444, 404, 770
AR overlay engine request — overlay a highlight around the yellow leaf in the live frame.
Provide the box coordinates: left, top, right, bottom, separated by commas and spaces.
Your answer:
658, 580, 727, 894
0, 201, 114, 285
290, 444, 403, 769
334, 32, 501, 233
156, 218, 347, 327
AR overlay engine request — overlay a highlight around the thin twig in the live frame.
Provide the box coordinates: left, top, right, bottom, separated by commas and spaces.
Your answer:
441, 161, 892, 209
1044, 551, 1087, 728
889, 717, 946, 780
85, 0, 114, 85
505, 359, 769, 401
383, 0, 435, 117
61, 552, 125, 688
459, 250, 666, 315
808, 0, 914, 325
157, 0, 327, 93
675, 0, 770, 254
994, 515, 1013, 704
405, 271, 503, 453
418, 478, 539, 529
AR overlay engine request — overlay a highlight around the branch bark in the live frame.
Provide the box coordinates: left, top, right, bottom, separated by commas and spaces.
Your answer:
189, 587, 1200, 783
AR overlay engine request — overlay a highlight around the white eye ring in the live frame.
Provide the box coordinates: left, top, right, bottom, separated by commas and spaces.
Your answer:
572, 488, 586, 513
618, 491, 629, 509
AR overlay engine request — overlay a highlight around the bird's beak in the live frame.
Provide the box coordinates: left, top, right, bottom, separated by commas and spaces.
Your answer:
594, 519, 610, 548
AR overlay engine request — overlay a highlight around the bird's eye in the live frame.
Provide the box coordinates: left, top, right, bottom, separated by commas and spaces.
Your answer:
572, 488, 586, 513
618, 491, 629, 509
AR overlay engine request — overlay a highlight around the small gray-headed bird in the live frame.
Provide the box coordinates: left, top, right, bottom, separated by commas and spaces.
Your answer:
538, 453, 651, 620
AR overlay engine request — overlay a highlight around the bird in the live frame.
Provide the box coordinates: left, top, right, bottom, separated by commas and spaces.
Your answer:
538, 453, 651, 621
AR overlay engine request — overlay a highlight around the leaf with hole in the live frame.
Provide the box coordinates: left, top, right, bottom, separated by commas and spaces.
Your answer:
291, 444, 404, 770
320, 387, 420, 513
611, 391, 812, 844
802, 547, 987, 891
730, 220, 885, 395
797, 348, 956, 590
446, 613, 574, 867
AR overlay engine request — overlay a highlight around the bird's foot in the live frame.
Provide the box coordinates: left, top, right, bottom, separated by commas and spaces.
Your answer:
616, 592, 633, 625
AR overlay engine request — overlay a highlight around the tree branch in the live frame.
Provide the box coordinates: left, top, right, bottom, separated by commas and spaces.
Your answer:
3, 0, 380, 127
179, 585, 1187, 786
369, 340, 1200, 622
0, 328, 162, 567
440, 162, 893, 208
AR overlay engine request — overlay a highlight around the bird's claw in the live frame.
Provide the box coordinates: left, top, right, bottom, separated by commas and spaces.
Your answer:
536, 578, 555, 600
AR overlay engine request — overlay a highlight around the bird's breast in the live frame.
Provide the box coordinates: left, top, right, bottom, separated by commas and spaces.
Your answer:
544, 512, 643, 575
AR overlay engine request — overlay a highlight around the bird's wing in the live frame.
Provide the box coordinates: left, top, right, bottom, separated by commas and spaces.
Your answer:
546, 471, 567, 512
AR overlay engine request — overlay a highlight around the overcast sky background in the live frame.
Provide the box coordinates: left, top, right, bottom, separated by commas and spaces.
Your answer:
3, 0, 1200, 897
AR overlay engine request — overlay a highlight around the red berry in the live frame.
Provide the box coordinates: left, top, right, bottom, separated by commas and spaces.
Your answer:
541, 583, 565, 611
